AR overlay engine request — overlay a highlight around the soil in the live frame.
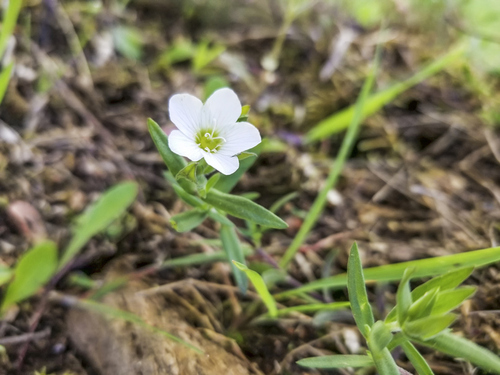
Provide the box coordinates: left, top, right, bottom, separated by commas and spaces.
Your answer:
1, 1, 500, 375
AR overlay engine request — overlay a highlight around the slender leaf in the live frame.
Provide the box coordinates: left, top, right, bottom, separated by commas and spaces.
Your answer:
1, 241, 58, 311
404, 314, 457, 340
233, 261, 277, 317
431, 286, 476, 316
306, 43, 466, 141
280, 43, 381, 268
0, 0, 23, 59
297, 355, 373, 369
415, 331, 500, 374
203, 189, 288, 229
170, 209, 208, 232
275, 302, 350, 316
0, 265, 12, 287
220, 224, 248, 293
275, 246, 500, 298
401, 341, 435, 375
412, 267, 474, 300
0, 63, 13, 104
397, 268, 415, 324
347, 242, 374, 337
60, 182, 138, 268
269, 192, 299, 214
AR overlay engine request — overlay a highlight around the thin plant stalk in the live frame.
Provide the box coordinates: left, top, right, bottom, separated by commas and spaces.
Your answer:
279, 44, 382, 268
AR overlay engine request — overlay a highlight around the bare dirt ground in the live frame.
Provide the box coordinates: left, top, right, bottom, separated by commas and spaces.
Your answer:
1, 1, 500, 374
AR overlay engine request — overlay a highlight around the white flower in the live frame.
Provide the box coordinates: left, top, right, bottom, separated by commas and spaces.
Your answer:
167, 88, 261, 175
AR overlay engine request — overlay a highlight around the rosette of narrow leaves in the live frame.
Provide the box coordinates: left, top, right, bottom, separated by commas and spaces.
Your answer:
387, 267, 476, 341
385, 267, 500, 374
299, 243, 400, 375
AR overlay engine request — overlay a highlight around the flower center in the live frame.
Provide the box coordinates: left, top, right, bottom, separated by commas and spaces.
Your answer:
196, 129, 226, 153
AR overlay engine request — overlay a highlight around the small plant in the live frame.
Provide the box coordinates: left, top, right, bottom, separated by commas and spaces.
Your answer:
297, 243, 500, 374
0, 182, 138, 313
148, 87, 288, 292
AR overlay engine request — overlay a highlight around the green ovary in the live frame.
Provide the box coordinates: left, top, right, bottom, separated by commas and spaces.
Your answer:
195, 129, 226, 153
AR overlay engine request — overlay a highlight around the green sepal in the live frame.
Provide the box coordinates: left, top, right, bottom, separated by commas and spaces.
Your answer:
176, 162, 198, 184
237, 105, 250, 122
347, 242, 375, 337
403, 314, 457, 340
237, 152, 257, 161
203, 189, 288, 229
170, 209, 209, 232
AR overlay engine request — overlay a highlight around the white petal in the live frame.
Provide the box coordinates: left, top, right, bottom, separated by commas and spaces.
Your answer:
203, 152, 239, 175
204, 88, 242, 127
168, 130, 203, 161
169, 94, 203, 137
218, 122, 261, 156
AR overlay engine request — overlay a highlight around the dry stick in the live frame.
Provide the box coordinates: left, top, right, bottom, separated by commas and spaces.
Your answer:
0, 328, 51, 346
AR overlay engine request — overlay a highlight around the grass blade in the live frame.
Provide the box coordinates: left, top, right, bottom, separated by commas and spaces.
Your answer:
0, 0, 23, 59
297, 355, 373, 369
275, 245, 500, 298
60, 182, 138, 269
306, 42, 466, 142
220, 225, 248, 293
274, 301, 350, 316
279, 43, 381, 268
0, 63, 13, 104
233, 261, 278, 317
415, 331, 500, 374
